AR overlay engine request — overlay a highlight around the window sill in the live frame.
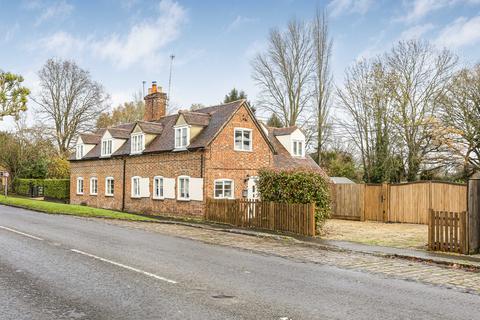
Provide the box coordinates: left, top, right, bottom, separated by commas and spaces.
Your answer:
105, 194, 114, 197
90, 193, 98, 196
214, 197, 235, 200
76, 193, 84, 195
130, 151, 143, 155
177, 198, 191, 202
173, 147, 188, 152
153, 197, 165, 200
234, 149, 253, 152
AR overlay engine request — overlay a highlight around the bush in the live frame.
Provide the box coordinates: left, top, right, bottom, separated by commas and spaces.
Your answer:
14, 178, 70, 201
257, 168, 331, 232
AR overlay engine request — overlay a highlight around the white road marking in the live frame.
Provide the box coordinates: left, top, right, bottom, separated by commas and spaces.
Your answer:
70, 249, 178, 284
0, 225, 44, 241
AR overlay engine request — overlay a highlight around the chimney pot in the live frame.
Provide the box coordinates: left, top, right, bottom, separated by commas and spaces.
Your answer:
151, 81, 157, 93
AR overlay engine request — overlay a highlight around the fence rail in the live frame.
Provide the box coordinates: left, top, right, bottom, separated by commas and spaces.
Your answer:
428, 210, 468, 254
205, 199, 316, 236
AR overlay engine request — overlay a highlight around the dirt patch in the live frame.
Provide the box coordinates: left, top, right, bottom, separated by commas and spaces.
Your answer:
321, 219, 428, 249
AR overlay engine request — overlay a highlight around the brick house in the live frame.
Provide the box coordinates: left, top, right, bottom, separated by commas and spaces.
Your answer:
69, 82, 326, 216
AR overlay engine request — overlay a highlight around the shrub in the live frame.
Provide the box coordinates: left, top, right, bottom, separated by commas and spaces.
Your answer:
43, 179, 70, 201
13, 178, 69, 201
257, 168, 331, 232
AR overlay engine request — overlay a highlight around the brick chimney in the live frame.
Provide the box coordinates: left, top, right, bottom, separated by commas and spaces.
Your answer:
143, 81, 167, 122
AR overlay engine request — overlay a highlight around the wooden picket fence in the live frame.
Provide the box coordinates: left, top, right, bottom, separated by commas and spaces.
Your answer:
205, 198, 316, 236
428, 210, 468, 254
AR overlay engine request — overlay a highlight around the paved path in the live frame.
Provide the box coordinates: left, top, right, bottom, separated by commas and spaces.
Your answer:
1, 205, 479, 319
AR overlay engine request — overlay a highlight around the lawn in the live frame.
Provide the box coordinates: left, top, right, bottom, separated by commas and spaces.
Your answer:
321, 219, 428, 250
0, 195, 154, 222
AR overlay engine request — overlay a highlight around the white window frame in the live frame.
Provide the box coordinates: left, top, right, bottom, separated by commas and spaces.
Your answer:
174, 125, 190, 149
214, 179, 234, 199
177, 175, 190, 201
234, 128, 253, 152
131, 176, 141, 198
101, 139, 113, 157
292, 139, 305, 157
76, 144, 84, 159
76, 177, 84, 195
105, 177, 114, 196
90, 177, 98, 195
153, 176, 164, 200
130, 133, 145, 154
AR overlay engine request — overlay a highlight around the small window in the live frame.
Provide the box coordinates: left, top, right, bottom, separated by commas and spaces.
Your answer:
90, 177, 98, 195
234, 128, 252, 151
174, 126, 189, 149
76, 177, 84, 195
153, 176, 164, 199
101, 139, 113, 157
132, 176, 141, 198
178, 176, 190, 200
292, 140, 304, 157
76, 144, 84, 159
105, 177, 114, 196
214, 179, 234, 199
131, 133, 144, 154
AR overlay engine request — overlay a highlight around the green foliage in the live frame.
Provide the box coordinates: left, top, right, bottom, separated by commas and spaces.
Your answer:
96, 98, 144, 129
223, 88, 256, 113
0, 71, 30, 120
266, 113, 283, 128
46, 157, 70, 179
14, 178, 70, 200
257, 169, 331, 231
312, 150, 360, 182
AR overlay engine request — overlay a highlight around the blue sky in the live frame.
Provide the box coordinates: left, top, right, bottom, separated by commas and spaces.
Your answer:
1, 0, 480, 130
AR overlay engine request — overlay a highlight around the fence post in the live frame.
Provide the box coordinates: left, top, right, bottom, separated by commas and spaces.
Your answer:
428, 209, 433, 251
467, 173, 480, 254
382, 183, 389, 222
309, 203, 316, 236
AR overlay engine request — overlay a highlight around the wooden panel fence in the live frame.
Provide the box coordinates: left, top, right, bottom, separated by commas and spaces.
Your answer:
330, 181, 467, 224
205, 198, 316, 236
428, 210, 468, 254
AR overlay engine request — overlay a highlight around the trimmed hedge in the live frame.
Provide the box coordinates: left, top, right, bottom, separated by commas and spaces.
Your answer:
14, 178, 70, 201
257, 169, 331, 231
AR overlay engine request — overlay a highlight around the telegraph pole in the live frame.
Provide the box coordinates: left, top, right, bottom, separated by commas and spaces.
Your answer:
142, 80, 146, 97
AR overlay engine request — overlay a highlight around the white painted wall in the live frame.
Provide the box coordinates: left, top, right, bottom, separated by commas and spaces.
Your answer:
276, 128, 305, 157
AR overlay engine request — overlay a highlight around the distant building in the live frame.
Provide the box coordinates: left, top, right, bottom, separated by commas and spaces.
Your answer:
331, 177, 355, 184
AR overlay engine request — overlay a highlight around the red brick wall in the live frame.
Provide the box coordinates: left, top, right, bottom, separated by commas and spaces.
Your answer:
123, 151, 204, 216
204, 104, 273, 199
70, 158, 124, 211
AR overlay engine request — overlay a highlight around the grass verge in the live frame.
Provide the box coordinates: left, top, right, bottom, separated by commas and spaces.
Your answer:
0, 195, 154, 222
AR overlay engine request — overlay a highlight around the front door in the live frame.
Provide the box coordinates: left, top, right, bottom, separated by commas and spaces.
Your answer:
247, 176, 259, 200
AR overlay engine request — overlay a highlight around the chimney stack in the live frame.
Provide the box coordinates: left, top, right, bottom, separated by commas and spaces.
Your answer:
144, 81, 167, 122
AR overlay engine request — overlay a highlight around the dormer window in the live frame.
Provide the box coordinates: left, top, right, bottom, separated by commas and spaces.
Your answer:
101, 139, 113, 157
131, 133, 144, 154
292, 139, 304, 157
174, 125, 189, 149
76, 144, 84, 159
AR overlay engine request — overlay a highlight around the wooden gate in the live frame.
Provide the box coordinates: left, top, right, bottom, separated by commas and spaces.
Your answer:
364, 184, 384, 221
428, 210, 468, 254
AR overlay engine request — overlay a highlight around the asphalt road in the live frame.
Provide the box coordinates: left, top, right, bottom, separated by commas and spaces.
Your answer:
1, 205, 479, 320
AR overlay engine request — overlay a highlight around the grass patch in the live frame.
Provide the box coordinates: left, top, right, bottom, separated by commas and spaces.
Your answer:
0, 195, 154, 222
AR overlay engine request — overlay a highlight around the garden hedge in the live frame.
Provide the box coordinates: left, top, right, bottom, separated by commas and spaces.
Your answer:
257, 168, 331, 231
14, 178, 70, 201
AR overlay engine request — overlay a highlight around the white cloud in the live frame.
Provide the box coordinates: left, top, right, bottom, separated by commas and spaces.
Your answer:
92, 0, 187, 68
34, 0, 187, 69
399, 0, 480, 23
435, 15, 480, 48
399, 23, 435, 40
24, 0, 74, 26
327, 0, 373, 17
226, 16, 257, 32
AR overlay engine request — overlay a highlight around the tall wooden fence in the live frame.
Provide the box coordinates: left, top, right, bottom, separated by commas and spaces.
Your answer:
428, 210, 468, 254
331, 181, 467, 224
205, 199, 316, 236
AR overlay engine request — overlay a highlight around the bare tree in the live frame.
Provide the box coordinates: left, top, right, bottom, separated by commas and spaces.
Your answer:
438, 64, 480, 177
252, 19, 313, 127
337, 59, 397, 182
312, 9, 333, 164
387, 40, 457, 180
34, 59, 108, 156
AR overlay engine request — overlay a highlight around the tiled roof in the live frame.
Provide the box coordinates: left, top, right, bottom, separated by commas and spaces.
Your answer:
271, 126, 298, 136
80, 133, 101, 144
137, 121, 164, 134
266, 127, 328, 177
180, 111, 211, 127
108, 127, 131, 139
